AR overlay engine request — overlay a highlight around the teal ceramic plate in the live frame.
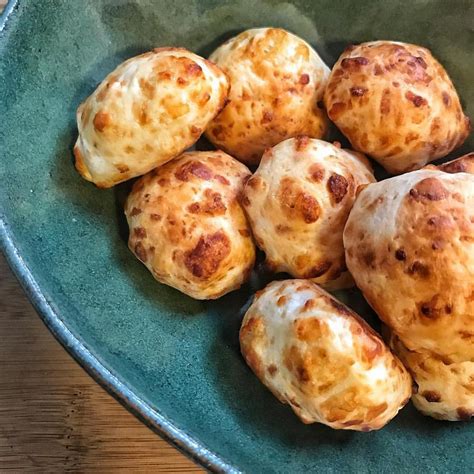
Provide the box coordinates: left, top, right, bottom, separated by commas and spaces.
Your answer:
1, 0, 473, 472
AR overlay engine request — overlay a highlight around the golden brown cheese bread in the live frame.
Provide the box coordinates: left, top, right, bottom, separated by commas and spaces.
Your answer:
74, 48, 229, 188
344, 168, 474, 360
205, 28, 330, 165
437, 152, 474, 175
324, 41, 470, 174
124, 151, 255, 299
240, 280, 411, 430
344, 163, 474, 419
388, 331, 474, 421
241, 137, 375, 288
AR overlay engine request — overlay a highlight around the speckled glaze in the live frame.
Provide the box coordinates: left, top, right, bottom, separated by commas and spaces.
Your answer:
0, 1, 473, 472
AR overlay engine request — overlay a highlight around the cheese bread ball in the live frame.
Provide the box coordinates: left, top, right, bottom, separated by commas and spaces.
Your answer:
388, 332, 474, 421
324, 41, 470, 174
344, 169, 474, 362
124, 151, 255, 299
74, 48, 229, 188
205, 28, 330, 165
242, 138, 375, 288
436, 152, 474, 175
240, 280, 411, 430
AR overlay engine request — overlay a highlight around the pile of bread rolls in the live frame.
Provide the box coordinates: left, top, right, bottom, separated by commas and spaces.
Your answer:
75, 28, 472, 430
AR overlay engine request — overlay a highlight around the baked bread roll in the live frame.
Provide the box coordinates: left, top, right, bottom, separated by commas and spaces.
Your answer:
240, 280, 411, 430
125, 150, 255, 299
436, 152, 474, 174
242, 137, 375, 288
324, 41, 470, 174
344, 164, 474, 419
205, 28, 330, 165
344, 168, 474, 360
388, 331, 474, 421
75, 48, 229, 187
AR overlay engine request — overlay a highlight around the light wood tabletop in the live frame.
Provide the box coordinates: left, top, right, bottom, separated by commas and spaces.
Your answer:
0, 255, 201, 472
0, 1, 201, 471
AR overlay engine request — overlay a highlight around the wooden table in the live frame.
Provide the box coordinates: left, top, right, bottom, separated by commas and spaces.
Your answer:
0, 255, 201, 472
0, 2, 200, 471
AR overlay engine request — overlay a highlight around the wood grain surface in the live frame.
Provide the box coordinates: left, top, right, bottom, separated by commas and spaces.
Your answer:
0, 256, 202, 472
0, 2, 200, 471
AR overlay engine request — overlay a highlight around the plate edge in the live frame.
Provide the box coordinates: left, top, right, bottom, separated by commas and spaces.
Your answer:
0, 0, 18, 32
0, 216, 241, 474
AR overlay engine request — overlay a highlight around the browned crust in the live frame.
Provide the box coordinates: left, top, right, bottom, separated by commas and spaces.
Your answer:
437, 153, 474, 175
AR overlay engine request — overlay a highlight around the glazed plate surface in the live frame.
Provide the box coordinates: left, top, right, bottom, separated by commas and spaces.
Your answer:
1, 0, 473, 471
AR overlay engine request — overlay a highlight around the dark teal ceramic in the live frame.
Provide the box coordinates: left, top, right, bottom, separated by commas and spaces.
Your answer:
1, 0, 473, 472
